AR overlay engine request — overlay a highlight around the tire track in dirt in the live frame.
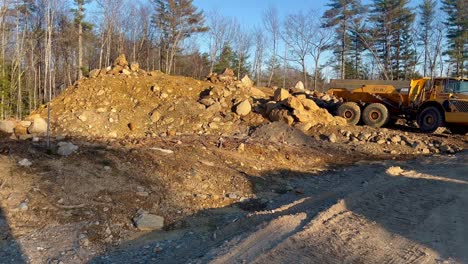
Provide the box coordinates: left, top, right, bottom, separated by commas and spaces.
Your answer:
91, 152, 468, 264
204, 153, 468, 264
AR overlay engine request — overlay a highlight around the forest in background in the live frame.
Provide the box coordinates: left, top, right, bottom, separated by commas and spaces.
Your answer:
0, 0, 466, 119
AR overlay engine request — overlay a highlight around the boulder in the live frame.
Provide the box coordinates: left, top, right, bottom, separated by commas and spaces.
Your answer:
241, 75, 254, 88
27, 117, 48, 135
273, 88, 290, 101
269, 108, 294, 125
113, 54, 128, 67
0, 120, 15, 134
133, 211, 165, 231
130, 63, 140, 72
88, 69, 101, 78
299, 98, 319, 111
14, 125, 28, 136
294, 122, 314, 132
294, 81, 305, 90
235, 100, 252, 116
248, 87, 266, 98
108, 65, 123, 75
283, 96, 304, 111
221, 68, 234, 77
57, 142, 79, 156
265, 101, 280, 115
292, 109, 314, 123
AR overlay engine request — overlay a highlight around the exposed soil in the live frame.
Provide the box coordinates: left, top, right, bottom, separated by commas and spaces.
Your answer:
0, 64, 467, 263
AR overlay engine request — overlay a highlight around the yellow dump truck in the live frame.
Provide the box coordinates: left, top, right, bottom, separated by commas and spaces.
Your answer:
327, 77, 468, 134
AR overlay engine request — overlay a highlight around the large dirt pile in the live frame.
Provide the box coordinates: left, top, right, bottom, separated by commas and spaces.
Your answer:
0, 55, 345, 140
28, 56, 271, 139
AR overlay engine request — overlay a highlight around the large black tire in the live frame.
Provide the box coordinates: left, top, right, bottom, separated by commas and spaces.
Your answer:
337, 102, 361, 125
362, 103, 390, 128
447, 126, 468, 135
417, 106, 444, 133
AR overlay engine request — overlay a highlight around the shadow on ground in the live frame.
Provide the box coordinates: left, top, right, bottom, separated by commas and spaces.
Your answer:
89, 152, 468, 263
0, 208, 26, 263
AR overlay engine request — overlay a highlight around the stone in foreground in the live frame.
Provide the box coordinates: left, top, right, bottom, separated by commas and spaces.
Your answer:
133, 211, 165, 231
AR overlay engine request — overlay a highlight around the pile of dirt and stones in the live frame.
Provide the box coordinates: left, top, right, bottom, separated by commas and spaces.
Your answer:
0, 55, 465, 158
0, 55, 346, 142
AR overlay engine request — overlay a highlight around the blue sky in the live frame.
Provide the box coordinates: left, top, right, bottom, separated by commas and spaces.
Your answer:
193, 0, 329, 25
192, 0, 421, 28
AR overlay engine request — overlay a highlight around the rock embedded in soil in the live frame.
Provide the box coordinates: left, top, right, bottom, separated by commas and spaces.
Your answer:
18, 158, 32, 167
0, 120, 15, 134
274, 88, 290, 101
133, 211, 165, 231
113, 54, 128, 67
130, 63, 140, 72
328, 133, 337, 143
283, 97, 304, 111
27, 117, 48, 135
269, 109, 294, 126
89, 69, 101, 78
236, 100, 252, 116
241, 75, 254, 88
57, 142, 79, 156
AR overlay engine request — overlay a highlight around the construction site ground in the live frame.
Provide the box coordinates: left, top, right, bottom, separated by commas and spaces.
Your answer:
1, 64, 467, 263
0, 127, 467, 263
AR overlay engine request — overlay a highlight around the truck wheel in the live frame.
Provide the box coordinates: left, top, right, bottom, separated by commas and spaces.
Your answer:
362, 103, 389, 128
337, 102, 361, 125
417, 106, 444, 133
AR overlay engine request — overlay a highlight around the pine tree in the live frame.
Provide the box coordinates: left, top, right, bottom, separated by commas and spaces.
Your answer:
347, 19, 367, 79
152, 0, 208, 74
441, 0, 467, 77
418, 0, 436, 77
72, 0, 92, 79
213, 44, 235, 73
322, 0, 364, 79
369, 0, 415, 80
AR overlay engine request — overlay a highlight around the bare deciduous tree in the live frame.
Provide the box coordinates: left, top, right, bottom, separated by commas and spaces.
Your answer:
263, 6, 279, 87
282, 10, 315, 89
207, 10, 235, 74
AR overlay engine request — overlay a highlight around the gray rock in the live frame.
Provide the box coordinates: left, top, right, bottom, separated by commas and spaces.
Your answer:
133, 211, 164, 231
440, 144, 454, 154
0, 120, 15, 134
57, 142, 79, 156
18, 158, 32, 167
18, 202, 29, 211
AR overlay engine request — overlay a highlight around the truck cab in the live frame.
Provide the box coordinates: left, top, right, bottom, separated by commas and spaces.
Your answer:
417, 77, 468, 134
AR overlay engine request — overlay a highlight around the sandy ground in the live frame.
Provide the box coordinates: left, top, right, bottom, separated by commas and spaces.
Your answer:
91, 151, 468, 264
0, 133, 467, 264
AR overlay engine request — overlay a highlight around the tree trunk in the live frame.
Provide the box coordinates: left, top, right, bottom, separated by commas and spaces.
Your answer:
78, 0, 83, 79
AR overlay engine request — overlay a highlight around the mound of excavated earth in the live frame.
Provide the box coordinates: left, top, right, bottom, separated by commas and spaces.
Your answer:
16, 55, 343, 140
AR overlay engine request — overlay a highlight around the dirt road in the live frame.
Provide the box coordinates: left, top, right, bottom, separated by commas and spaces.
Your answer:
93, 151, 468, 264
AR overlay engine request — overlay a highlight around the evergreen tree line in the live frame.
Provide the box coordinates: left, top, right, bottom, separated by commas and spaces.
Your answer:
0, 0, 465, 119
